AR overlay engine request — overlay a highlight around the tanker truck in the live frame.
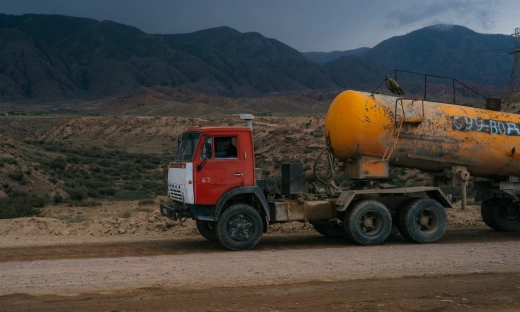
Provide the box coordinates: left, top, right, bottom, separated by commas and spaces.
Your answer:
160, 85, 520, 251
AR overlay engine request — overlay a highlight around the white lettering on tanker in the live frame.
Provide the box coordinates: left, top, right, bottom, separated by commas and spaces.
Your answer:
452, 116, 520, 135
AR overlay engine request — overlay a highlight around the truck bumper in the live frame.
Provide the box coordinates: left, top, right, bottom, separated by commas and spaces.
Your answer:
160, 202, 191, 221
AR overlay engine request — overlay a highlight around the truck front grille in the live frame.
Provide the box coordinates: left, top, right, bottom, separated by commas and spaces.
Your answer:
168, 183, 184, 202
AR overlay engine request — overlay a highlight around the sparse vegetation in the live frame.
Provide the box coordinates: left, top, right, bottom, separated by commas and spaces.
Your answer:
20, 141, 168, 204
0, 191, 46, 219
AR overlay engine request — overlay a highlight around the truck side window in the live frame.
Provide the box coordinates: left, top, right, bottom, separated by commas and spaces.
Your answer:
215, 136, 237, 158
200, 135, 213, 160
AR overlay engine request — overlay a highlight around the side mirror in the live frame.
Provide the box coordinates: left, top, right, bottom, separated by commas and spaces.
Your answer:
205, 143, 213, 159
198, 135, 212, 171
197, 158, 207, 171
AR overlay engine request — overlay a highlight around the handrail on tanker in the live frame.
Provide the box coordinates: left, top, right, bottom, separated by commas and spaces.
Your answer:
372, 69, 486, 103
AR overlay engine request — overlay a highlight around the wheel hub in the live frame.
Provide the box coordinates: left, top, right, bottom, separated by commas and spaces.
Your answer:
359, 211, 380, 235
228, 214, 253, 241
363, 218, 374, 227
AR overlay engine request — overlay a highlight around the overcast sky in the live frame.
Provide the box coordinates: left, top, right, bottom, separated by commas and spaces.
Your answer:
2, 0, 520, 52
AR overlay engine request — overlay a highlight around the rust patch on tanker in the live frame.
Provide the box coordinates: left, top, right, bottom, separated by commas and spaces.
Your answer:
505, 147, 520, 160
399, 133, 459, 144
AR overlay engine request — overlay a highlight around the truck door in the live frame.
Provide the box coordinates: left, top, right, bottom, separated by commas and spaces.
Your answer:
193, 134, 247, 205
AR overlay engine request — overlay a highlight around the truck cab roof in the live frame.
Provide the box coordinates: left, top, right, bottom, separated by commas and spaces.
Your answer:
185, 126, 252, 134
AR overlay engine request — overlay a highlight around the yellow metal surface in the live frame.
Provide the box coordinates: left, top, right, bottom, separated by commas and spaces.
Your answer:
324, 90, 520, 179
345, 157, 389, 179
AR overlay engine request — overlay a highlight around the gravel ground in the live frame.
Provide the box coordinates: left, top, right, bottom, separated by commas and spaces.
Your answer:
2, 239, 520, 296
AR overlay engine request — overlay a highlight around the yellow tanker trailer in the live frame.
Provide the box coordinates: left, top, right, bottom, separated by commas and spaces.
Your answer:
323, 90, 520, 245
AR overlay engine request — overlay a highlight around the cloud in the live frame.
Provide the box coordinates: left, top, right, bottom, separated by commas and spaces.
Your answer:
385, 0, 499, 29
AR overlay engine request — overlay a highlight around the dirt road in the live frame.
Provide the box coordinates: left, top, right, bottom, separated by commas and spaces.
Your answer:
1, 226, 520, 311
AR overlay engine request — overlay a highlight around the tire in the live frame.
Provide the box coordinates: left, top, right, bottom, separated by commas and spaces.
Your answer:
395, 203, 410, 240
480, 200, 500, 230
398, 198, 447, 243
490, 199, 520, 232
394, 199, 418, 237
196, 221, 218, 242
216, 203, 263, 251
344, 200, 392, 246
312, 223, 347, 238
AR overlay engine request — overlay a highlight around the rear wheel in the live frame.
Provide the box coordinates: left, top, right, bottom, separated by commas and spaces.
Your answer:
344, 200, 392, 245
196, 221, 218, 242
491, 199, 520, 232
312, 223, 347, 238
216, 203, 263, 251
480, 200, 500, 230
398, 198, 446, 243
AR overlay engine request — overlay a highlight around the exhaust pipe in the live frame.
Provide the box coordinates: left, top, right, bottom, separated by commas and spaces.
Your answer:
240, 114, 254, 129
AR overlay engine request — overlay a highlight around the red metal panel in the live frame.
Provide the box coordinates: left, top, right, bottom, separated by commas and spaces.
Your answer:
192, 129, 255, 205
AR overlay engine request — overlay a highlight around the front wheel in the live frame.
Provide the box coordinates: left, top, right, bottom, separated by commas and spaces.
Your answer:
196, 221, 218, 242
216, 203, 263, 251
398, 198, 447, 243
344, 200, 392, 245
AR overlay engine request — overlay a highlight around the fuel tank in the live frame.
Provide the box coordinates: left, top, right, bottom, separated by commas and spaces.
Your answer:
324, 90, 520, 179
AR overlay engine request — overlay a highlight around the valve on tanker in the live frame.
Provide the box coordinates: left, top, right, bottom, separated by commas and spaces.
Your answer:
459, 171, 470, 184
451, 166, 470, 187
451, 167, 470, 210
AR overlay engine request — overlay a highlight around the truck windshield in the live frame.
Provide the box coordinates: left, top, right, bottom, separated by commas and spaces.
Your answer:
174, 132, 201, 162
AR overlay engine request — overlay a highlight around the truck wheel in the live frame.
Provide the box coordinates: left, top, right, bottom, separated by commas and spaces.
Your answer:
491, 199, 520, 232
344, 200, 392, 245
312, 223, 347, 238
216, 203, 263, 251
398, 198, 447, 243
196, 221, 218, 242
480, 200, 500, 230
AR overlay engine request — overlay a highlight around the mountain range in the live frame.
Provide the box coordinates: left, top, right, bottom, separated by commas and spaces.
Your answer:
0, 14, 516, 103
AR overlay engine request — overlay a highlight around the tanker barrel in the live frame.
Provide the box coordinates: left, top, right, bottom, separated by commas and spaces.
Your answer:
485, 98, 501, 111
324, 90, 520, 180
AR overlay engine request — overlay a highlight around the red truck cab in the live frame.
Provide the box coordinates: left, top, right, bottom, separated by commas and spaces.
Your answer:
189, 126, 255, 204
161, 126, 270, 250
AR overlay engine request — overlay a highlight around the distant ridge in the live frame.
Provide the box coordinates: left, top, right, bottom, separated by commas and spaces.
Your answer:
303, 47, 371, 64
0, 15, 514, 102
308, 24, 513, 94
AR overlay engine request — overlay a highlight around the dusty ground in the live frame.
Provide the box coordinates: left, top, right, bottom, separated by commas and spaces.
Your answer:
1, 202, 520, 311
